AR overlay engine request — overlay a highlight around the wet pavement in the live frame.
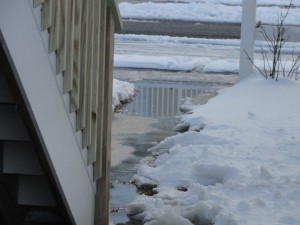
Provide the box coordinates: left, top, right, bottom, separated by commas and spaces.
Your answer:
111, 2, 240, 223
110, 72, 237, 224
110, 114, 176, 224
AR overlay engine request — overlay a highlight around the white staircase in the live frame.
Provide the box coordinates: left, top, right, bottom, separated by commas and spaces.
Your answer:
0, 0, 122, 224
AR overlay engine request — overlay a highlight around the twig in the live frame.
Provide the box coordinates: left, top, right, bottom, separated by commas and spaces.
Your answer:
244, 49, 267, 78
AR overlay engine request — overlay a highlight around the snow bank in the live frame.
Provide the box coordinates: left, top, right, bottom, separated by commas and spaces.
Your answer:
115, 54, 299, 74
119, 1, 300, 25
148, 0, 300, 7
114, 54, 212, 72
115, 34, 300, 73
115, 34, 241, 47
127, 74, 300, 225
119, 2, 241, 23
112, 79, 136, 109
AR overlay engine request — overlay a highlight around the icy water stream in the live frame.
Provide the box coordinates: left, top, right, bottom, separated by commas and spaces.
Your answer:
110, 73, 238, 225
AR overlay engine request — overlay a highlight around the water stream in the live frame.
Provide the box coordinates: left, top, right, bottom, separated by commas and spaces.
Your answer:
110, 72, 238, 225
110, 115, 176, 225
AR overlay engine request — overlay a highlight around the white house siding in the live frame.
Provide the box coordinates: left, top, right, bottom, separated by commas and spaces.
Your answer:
0, 1, 95, 224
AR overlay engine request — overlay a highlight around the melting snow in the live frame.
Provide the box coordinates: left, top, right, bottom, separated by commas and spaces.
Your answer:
127, 74, 300, 225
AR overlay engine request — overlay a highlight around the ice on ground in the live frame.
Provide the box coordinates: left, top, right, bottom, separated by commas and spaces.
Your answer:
127, 73, 300, 225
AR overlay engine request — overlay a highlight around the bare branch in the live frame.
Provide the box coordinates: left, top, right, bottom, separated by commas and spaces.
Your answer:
261, 47, 272, 76
244, 49, 267, 78
246, 0, 298, 81
287, 53, 300, 79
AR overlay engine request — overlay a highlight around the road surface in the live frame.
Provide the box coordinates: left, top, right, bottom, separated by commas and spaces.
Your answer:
119, 20, 241, 39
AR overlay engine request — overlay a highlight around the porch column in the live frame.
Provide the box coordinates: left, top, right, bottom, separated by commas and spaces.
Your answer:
239, 0, 257, 80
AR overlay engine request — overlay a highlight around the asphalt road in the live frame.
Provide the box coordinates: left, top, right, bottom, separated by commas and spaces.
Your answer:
118, 20, 241, 39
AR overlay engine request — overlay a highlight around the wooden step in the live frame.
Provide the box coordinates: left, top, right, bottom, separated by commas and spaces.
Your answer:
0, 105, 30, 141
1, 141, 44, 175
18, 175, 56, 207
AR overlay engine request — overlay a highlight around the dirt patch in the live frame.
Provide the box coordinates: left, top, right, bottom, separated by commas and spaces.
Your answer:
132, 182, 158, 196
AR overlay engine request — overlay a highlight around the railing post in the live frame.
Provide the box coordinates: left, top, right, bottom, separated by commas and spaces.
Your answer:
239, 0, 257, 80
95, 4, 114, 225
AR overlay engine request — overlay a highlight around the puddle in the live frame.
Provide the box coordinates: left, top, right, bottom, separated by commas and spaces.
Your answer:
123, 79, 230, 117
110, 115, 176, 224
110, 77, 236, 225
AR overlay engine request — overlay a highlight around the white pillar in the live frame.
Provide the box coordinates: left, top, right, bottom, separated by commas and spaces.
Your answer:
239, 0, 257, 80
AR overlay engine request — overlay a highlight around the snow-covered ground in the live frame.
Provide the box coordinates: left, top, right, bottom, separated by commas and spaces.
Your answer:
127, 73, 300, 225
115, 35, 240, 73
112, 43, 300, 224
112, 78, 136, 109
148, 0, 300, 5
119, 0, 300, 25
115, 0, 300, 74
112, 1, 300, 225
115, 34, 300, 74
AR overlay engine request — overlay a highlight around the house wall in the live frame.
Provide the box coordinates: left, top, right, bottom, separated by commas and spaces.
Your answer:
0, 46, 71, 224
0, 1, 95, 224
1, 0, 122, 223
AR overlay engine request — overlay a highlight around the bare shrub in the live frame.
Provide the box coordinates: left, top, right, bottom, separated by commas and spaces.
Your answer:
245, 0, 300, 81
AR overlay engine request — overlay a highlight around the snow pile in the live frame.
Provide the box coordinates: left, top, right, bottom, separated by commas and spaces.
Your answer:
114, 34, 241, 72
112, 79, 136, 109
119, 1, 300, 25
115, 53, 299, 74
115, 34, 241, 46
114, 54, 213, 72
148, 0, 300, 6
127, 74, 300, 225
119, 2, 241, 23
115, 34, 300, 73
